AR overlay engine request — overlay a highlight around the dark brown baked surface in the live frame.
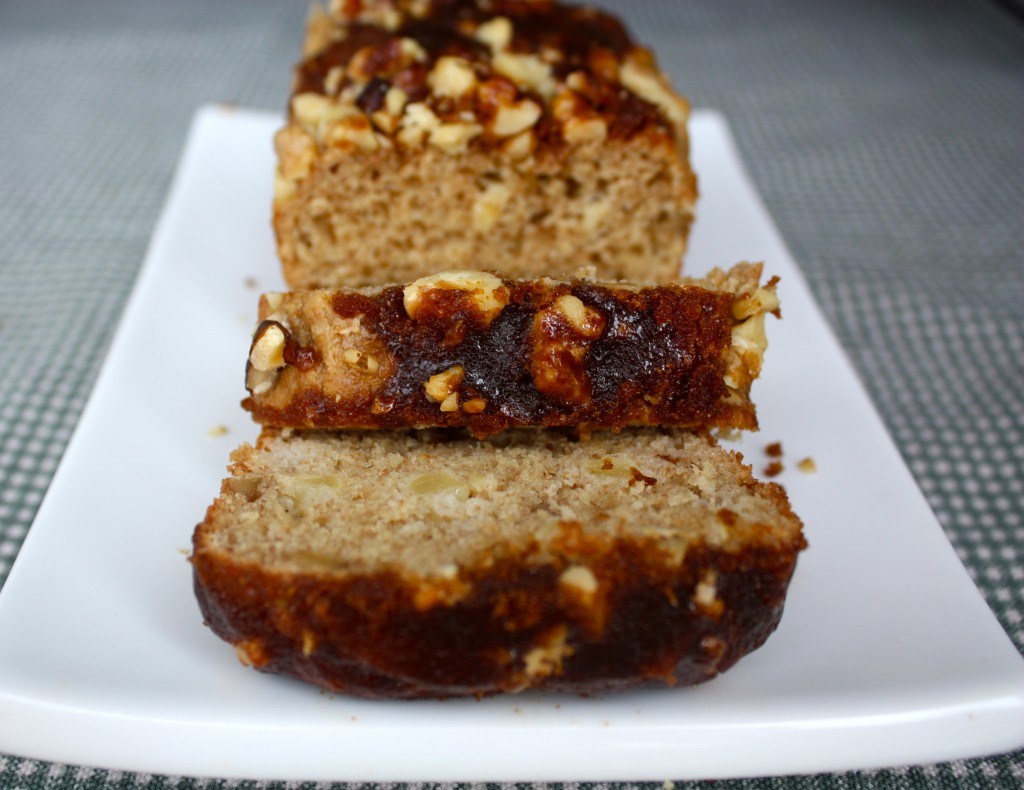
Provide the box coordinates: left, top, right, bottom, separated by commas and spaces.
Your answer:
243, 264, 780, 436
295, 0, 673, 151
192, 536, 801, 699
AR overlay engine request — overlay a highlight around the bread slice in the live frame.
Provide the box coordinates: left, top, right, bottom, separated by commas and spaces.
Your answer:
191, 427, 805, 699
272, 0, 698, 288
243, 263, 779, 436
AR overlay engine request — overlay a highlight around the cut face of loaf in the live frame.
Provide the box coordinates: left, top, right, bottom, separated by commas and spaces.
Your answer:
243, 263, 780, 435
191, 428, 806, 699
273, 0, 698, 288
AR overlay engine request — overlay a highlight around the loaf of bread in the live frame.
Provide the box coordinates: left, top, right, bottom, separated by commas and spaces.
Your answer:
244, 263, 779, 435
272, 0, 698, 288
191, 427, 805, 699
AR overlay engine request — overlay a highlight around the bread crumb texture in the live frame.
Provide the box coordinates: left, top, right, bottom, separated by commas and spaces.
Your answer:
201, 428, 798, 574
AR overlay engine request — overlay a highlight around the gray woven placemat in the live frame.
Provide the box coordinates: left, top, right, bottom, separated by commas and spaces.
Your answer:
1, 0, 1022, 786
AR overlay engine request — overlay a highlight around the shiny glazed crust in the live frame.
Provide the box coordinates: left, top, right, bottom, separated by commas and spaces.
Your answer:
191, 535, 802, 698
243, 264, 780, 435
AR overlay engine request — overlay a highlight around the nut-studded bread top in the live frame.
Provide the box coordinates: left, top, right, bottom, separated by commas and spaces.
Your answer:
272, 0, 698, 287
291, 0, 689, 157
243, 264, 780, 435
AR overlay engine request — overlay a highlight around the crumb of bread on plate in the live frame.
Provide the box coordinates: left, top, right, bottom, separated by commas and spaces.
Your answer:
798, 457, 818, 474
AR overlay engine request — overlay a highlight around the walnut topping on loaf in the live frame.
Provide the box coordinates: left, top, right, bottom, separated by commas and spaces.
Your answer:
292, 0, 683, 151
242, 263, 778, 436
273, 0, 698, 287
191, 428, 806, 699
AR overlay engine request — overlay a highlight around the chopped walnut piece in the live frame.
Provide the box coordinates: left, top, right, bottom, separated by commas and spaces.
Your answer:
325, 114, 379, 150
462, 397, 487, 414
370, 110, 399, 135
428, 56, 477, 98
429, 122, 484, 153
552, 294, 605, 338
693, 571, 724, 618
529, 296, 605, 405
522, 626, 569, 678
475, 16, 512, 52
249, 322, 287, 372
424, 365, 465, 404
619, 57, 688, 126
403, 271, 509, 326
398, 37, 428, 64
491, 99, 542, 137
274, 125, 316, 183
563, 116, 607, 145
323, 65, 345, 96
559, 565, 598, 597
439, 392, 460, 412
396, 102, 441, 147
291, 92, 357, 133
732, 285, 781, 321
341, 347, 380, 374
502, 129, 535, 159
551, 89, 584, 123
492, 52, 555, 98
384, 85, 407, 116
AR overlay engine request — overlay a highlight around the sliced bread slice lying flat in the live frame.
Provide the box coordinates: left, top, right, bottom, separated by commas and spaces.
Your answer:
243, 263, 779, 436
191, 427, 805, 699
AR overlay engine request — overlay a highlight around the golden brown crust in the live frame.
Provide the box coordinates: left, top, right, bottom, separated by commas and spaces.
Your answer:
243, 266, 779, 436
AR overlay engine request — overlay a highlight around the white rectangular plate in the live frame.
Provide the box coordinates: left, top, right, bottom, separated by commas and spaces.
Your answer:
1, 105, 1022, 781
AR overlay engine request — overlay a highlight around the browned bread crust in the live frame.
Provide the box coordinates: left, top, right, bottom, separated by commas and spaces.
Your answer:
273, 0, 697, 287
243, 264, 779, 436
191, 428, 805, 699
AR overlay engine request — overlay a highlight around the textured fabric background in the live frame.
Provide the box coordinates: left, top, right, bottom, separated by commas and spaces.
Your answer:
1, 0, 1022, 786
